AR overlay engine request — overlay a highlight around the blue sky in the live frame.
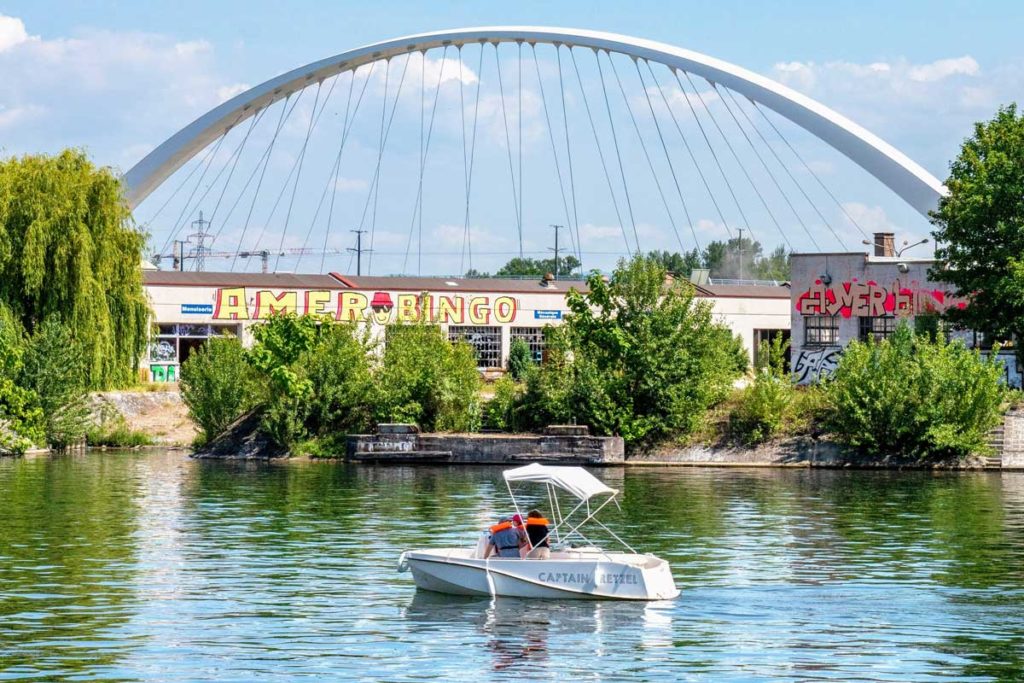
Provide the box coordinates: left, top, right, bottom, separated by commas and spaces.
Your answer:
1, 1, 1021, 275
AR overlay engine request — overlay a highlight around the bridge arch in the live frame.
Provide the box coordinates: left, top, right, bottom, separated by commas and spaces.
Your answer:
123, 26, 946, 216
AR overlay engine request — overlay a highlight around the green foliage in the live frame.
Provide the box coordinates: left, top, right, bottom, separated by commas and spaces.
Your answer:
823, 325, 1006, 459
377, 323, 481, 432
484, 375, 526, 431
647, 249, 703, 276
0, 303, 44, 453
20, 319, 91, 449
730, 335, 795, 445
521, 255, 743, 449
86, 403, 154, 448
467, 255, 582, 279
931, 104, 1024, 355
0, 149, 149, 389
248, 313, 321, 396
180, 335, 256, 440
507, 337, 533, 380
301, 323, 376, 437
0, 377, 44, 454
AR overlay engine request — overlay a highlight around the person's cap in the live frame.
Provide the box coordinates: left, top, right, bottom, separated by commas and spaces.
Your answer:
512, 514, 524, 525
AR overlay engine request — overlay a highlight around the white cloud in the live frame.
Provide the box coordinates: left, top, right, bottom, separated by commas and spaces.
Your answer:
0, 103, 44, 129
216, 83, 250, 103
0, 14, 30, 52
0, 15, 250, 170
908, 56, 979, 82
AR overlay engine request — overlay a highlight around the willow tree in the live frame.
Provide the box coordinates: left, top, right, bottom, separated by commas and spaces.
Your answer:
0, 150, 149, 388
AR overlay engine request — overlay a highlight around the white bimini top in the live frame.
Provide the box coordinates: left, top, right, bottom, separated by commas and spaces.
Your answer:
502, 463, 617, 501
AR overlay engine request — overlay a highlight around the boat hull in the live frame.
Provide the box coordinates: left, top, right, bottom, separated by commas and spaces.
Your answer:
401, 548, 679, 601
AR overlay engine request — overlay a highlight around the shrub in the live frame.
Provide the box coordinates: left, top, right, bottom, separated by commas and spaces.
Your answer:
376, 323, 481, 432
484, 375, 526, 431
20, 319, 91, 449
520, 255, 743, 448
823, 324, 1005, 459
730, 334, 795, 445
729, 372, 794, 445
180, 335, 256, 440
507, 338, 532, 380
302, 323, 376, 437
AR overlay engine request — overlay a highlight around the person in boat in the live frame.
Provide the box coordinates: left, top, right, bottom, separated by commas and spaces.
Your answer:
485, 515, 526, 559
523, 509, 552, 560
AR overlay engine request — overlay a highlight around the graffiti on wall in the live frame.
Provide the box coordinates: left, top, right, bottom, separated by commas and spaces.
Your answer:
796, 279, 964, 318
211, 289, 520, 324
793, 347, 1024, 389
793, 347, 843, 384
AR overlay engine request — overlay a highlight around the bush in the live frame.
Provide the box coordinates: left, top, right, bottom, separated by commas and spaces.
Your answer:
730, 334, 795, 445
507, 338, 533, 380
823, 324, 1005, 459
484, 375, 526, 431
302, 323, 376, 437
180, 335, 256, 440
519, 255, 743, 449
377, 323, 481, 432
20, 319, 91, 449
0, 304, 44, 453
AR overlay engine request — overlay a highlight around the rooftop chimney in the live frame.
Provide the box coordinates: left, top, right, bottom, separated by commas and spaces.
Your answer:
874, 232, 895, 257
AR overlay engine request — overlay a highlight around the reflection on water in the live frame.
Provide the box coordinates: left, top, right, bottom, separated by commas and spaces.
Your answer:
1, 451, 1024, 680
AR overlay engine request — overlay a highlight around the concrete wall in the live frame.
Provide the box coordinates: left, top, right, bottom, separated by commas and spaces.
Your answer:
346, 432, 625, 465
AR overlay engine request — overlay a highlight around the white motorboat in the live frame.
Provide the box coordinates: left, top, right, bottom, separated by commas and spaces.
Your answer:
398, 463, 680, 601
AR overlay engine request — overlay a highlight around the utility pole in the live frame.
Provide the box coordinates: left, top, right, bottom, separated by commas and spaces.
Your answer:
347, 229, 372, 276
737, 227, 744, 282
549, 224, 564, 279
187, 211, 212, 272
173, 240, 186, 272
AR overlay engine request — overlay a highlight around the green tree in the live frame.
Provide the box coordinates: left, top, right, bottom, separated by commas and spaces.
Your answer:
824, 325, 1005, 459
377, 323, 481, 432
302, 323, 376, 440
507, 337, 532, 380
180, 335, 256, 441
646, 249, 702, 276
488, 255, 582, 278
20, 319, 90, 449
0, 150, 149, 389
931, 104, 1024, 352
524, 254, 743, 448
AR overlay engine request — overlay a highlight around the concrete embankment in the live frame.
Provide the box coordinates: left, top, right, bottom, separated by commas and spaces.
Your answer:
347, 425, 624, 465
631, 436, 991, 469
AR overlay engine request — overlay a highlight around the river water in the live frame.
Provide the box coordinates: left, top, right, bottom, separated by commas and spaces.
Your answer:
2, 451, 1023, 681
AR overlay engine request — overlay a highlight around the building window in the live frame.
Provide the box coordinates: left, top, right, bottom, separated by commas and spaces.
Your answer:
150, 324, 239, 367
449, 325, 502, 368
859, 316, 898, 342
511, 327, 546, 362
804, 316, 839, 346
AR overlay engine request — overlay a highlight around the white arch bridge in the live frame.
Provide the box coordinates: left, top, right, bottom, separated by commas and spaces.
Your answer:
127, 26, 947, 276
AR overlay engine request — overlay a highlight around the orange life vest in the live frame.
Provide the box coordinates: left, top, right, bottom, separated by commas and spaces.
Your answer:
526, 517, 550, 526
490, 521, 514, 534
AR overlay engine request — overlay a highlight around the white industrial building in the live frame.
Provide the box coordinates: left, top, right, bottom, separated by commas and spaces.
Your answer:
143, 270, 791, 382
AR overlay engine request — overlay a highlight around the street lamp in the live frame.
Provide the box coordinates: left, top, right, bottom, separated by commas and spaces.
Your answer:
861, 237, 929, 257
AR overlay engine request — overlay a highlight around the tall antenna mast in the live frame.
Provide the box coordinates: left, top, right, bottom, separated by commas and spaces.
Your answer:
347, 229, 373, 276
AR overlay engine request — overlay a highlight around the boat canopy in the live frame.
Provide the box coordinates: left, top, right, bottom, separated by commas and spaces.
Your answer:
502, 463, 617, 501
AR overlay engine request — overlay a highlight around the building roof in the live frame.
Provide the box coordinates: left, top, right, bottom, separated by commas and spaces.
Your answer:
143, 270, 790, 299
694, 283, 791, 299
328, 273, 589, 294
144, 271, 344, 289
